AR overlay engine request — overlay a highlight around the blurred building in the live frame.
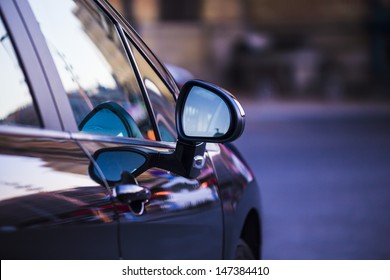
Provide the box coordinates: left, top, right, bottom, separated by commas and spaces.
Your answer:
109, 0, 390, 100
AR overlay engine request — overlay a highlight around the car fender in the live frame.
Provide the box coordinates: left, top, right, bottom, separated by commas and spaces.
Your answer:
207, 143, 262, 259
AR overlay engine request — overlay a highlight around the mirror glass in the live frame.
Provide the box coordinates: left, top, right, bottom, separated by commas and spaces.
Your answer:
182, 86, 231, 138
80, 108, 129, 137
93, 150, 147, 182
79, 102, 144, 139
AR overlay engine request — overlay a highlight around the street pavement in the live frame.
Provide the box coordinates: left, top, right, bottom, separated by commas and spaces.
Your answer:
234, 100, 390, 259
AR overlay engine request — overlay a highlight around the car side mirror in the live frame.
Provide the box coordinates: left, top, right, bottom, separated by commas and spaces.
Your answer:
176, 80, 245, 143
89, 81, 246, 181
170, 80, 246, 177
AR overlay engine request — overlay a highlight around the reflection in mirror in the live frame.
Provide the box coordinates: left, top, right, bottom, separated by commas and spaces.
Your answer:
80, 108, 129, 137
79, 102, 144, 138
182, 86, 230, 138
93, 150, 147, 183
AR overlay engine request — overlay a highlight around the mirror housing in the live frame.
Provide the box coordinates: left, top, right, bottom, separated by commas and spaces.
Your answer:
176, 80, 245, 144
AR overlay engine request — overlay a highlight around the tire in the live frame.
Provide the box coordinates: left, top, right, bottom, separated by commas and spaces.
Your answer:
234, 238, 255, 260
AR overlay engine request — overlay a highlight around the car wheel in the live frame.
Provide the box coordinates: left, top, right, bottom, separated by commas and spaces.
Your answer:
234, 238, 255, 260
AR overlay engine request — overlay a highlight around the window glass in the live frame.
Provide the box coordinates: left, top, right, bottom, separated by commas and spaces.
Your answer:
127, 40, 177, 142
0, 15, 41, 127
28, 0, 155, 140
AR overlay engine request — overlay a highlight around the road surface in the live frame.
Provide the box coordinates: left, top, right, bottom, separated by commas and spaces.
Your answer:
234, 101, 390, 259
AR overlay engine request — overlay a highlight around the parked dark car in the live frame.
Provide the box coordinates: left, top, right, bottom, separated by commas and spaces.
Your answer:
0, 0, 261, 259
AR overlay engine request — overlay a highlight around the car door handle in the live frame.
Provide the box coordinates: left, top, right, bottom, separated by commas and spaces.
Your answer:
114, 184, 151, 215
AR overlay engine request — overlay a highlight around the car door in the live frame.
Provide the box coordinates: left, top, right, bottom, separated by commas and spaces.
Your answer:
25, 0, 224, 259
0, 0, 118, 259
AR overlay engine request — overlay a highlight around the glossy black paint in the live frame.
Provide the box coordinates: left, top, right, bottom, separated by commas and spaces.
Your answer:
209, 143, 262, 259
79, 137, 224, 259
0, 0, 262, 259
0, 128, 118, 259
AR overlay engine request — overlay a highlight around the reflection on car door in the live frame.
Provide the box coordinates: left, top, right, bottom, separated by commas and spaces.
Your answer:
0, 129, 119, 259
76, 138, 223, 259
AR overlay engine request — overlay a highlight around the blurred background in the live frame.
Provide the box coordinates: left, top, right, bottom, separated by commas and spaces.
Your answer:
109, 0, 390, 101
109, 0, 390, 259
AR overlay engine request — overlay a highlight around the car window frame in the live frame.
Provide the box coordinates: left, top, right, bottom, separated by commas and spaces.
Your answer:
96, 0, 180, 97
15, 0, 180, 146
66, 7, 178, 149
0, 0, 62, 131
17, 0, 176, 144
123, 32, 178, 142
114, 24, 161, 141
95, 0, 181, 142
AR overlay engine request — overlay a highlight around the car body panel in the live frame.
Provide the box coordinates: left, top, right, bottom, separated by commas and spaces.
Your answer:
0, 127, 118, 259
208, 143, 261, 259
76, 135, 224, 259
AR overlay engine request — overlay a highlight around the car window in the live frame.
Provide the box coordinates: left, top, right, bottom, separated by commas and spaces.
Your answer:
127, 39, 177, 142
28, 0, 156, 140
0, 15, 41, 128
